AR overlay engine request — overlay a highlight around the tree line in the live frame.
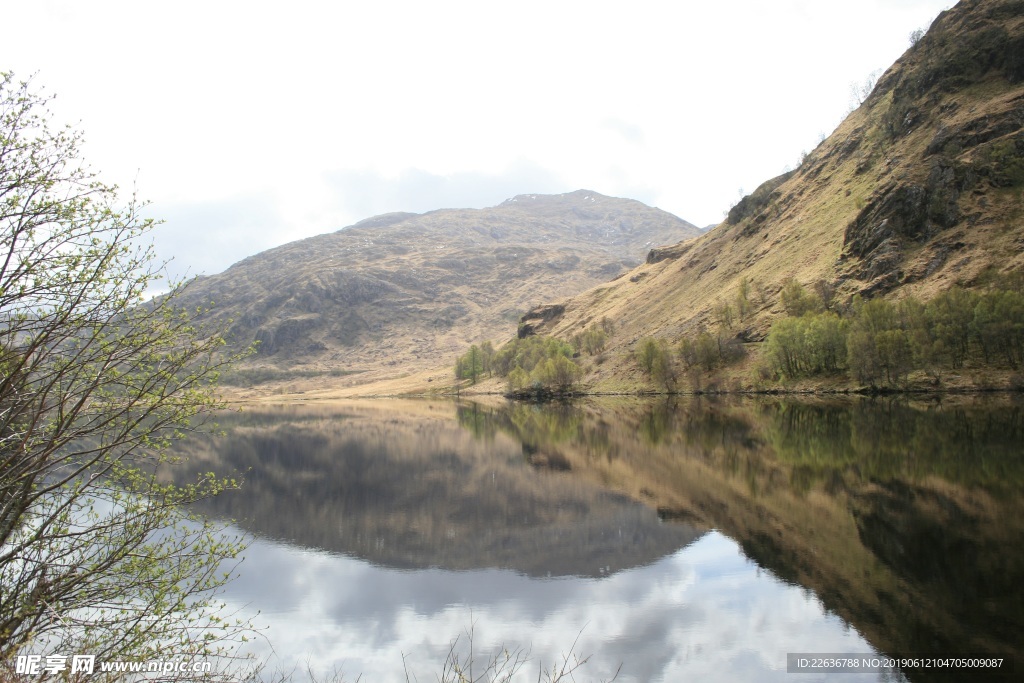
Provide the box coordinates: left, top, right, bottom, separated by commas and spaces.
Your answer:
634, 275, 1024, 391
635, 278, 756, 390
765, 280, 1024, 385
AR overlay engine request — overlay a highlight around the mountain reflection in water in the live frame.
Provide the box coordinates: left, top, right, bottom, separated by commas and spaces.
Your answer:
180, 400, 701, 577
173, 396, 1023, 682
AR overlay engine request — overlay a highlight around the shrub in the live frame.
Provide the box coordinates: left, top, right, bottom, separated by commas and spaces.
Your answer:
636, 337, 676, 390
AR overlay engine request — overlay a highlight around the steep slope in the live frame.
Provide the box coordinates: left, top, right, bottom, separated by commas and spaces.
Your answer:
521, 0, 1024, 391
176, 190, 699, 388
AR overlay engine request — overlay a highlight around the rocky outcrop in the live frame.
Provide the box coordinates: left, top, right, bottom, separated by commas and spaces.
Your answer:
725, 170, 796, 230
518, 304, 566, 338
646, 241, 694, 265
842, 130, 1015, 292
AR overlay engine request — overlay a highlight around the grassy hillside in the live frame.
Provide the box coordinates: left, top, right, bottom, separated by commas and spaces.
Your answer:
512, 0, 1024, 394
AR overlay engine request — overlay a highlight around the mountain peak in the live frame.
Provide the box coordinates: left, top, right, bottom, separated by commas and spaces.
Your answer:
499, 189, 609, 207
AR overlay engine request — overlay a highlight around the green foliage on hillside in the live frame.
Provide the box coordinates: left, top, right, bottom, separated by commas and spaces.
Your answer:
633, 276, 754, 391
636, 337, 676, 390
780, 277, 824, 317
571, 317, 614, 356
764, 280, 1024, 386
627, 275, 1024, 392
638, 324, 747, 392
765, 312, 848, 378
489, 336, 583, 395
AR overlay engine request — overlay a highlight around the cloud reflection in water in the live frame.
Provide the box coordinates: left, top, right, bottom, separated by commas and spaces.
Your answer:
225, 530, 878, 682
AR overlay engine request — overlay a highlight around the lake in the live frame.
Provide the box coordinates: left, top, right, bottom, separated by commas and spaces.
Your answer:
171, 396, 1024, 682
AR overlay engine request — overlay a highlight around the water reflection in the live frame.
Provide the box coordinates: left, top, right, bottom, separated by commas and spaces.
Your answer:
171, 396, 1023, 681
227, 531, 879, 682
453, 396, 1024, 680
176, 400, 702, 577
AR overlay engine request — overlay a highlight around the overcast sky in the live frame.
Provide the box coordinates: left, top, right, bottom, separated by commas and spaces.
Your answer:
4, 0, 953, 281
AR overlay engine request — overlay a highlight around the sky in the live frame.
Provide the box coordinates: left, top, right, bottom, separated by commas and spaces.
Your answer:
3, 0, 954, 282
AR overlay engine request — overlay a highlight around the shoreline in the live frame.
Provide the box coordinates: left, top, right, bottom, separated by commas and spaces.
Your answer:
221, 382, 1024, 405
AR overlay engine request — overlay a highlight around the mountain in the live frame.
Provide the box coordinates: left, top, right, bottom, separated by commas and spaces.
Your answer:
175, 190, 699, 390
514, 0, 1024, 392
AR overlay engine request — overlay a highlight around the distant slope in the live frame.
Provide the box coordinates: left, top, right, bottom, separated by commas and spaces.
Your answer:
176, 190, 699, 388
519, 0, 1024, 392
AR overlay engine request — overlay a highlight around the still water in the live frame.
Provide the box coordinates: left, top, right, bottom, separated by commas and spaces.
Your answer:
173, 396, 1024, 682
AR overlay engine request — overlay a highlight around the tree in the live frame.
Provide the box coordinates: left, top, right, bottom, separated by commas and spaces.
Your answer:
813, 279, 837, 313
765, 318, 800, 378
649, 343, 676, 391
846, 296, 906, 385
713, 302, 735, 331
0, 73, 251, 677
479, 340, 495, 377
635, 338, 675, 390
533, 355, 582, 392
507, 367, 530, 393
636, 338, 660, 375
780, 278, 821, 318
972, 289, 1024, 368
694, 332, 722, 373
735, 277, 752, 321
804, 312, 847, 373
850, 68, 882, 108
455, 345, 483, 384
926, 287, 976, 368
572, 327, 607, 356
488, 336, 581, 395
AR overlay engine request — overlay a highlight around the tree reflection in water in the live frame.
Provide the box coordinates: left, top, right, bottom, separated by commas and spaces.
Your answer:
456, 395, 1024, 680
